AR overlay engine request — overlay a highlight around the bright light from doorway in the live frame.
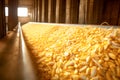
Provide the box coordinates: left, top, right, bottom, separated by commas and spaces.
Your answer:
5, 7, 8, 16
5, 7, 28, 17
18, 7, 28, 17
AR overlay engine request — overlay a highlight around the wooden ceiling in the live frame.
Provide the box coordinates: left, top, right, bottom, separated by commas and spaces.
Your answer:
5, 0, 8, 5
18, 0, 33, 7
5, 0, 33, 7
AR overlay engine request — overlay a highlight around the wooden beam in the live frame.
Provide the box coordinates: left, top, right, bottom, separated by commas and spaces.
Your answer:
8, 0, 18, 31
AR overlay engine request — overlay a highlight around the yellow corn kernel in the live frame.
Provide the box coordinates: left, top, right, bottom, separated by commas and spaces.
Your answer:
108, 53, 116, 59
91, 66, 97, 77
86, 68, 90, 75
79, 66, 87, 72
86, 56, 91, 63
72, 75, 79, 80
117, 66, 120, 77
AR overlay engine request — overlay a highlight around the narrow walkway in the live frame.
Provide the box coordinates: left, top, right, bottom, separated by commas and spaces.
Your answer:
0, 28, 23, 80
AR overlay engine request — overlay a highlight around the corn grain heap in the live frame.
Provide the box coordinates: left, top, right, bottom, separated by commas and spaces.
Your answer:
22, 23, 120, 80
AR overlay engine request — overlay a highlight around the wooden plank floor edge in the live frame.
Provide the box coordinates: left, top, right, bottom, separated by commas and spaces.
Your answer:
19, 23, 38, 80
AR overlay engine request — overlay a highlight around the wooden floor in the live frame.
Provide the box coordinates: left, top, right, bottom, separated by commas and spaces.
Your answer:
0, 28, 23, 80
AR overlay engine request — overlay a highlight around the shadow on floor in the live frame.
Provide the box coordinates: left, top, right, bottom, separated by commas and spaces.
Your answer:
0, 28, 23, 80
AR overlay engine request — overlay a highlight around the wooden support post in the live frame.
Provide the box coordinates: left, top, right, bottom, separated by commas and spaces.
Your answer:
0, 0, 6, 38
8, 0, 18, 31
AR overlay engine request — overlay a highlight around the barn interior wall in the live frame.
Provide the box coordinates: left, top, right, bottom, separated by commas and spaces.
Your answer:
33, 0, 120, 26
5, 0, 120, 26
5, 0, 34, 25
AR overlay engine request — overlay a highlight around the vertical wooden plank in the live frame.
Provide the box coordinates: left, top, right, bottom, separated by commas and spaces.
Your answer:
92, 0, 97, 24
56, 0, 59, 23
118, 1, 120, 26
87, 0, 94, 24
84, 0, 88, 23
38, 0, 42, 22
102, 0, 112, 25
48, 0, 56, 23
44, 0, 48, 22
34, 0, 36, 21
102, 0, 120, 26
48, 0, 51, 22
41, 0, 45, 22
36, 0, 38, 21
79, 0, 88, 24
70, 0, 80, 24
79, 0, 84, 24
42, 0, 48, 22
66, 0, 71, 23
59, 0, 66, 23
37, 0, 40, 22
97, 0, 104, 24
35, 0, 38, 21
92, 0, 104, 24
110, 0, 119, 25
33, 0, 35, 21
52, 0, 56, 23
56, 0, 66, 23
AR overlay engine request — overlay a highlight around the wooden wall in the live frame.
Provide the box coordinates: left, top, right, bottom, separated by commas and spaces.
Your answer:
0, 0, 6, 38
32, 0, 120, 26
5, 0, 120, 26
66, 0, 79, 23
102, 0, 120, 25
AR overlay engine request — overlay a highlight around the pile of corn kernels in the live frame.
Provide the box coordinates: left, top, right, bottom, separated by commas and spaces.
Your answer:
22, 23, 120, 80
